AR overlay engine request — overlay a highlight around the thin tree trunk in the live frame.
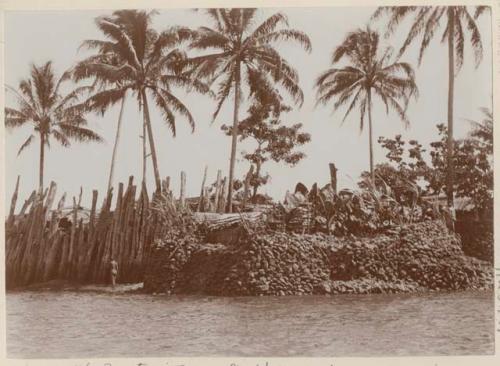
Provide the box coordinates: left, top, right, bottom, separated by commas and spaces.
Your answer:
39, 132, 45, 192
446, 9, 455, 208
142, 118, 147, 187
252, 161, 261, 198
141, 89, 162, 192
107, 94, 126, 192
367, 89, 374, 183
227, 62, 241, 213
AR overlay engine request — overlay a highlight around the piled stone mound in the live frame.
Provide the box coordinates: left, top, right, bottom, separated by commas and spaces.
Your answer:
217, 232, 332, 296
143, 220, 493, 295
328, 221, 492, 293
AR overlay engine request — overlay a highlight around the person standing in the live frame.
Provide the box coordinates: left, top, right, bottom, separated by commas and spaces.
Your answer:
110, 259, 118, 287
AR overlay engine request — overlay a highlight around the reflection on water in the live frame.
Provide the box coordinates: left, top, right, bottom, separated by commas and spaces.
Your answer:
7, 289, 494, 358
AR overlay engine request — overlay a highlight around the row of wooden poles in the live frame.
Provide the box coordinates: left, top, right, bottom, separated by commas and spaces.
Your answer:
5, 175, 162, 288
5, 163, 339, 289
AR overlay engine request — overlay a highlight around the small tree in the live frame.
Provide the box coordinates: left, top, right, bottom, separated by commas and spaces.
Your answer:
222, 102, 310, 198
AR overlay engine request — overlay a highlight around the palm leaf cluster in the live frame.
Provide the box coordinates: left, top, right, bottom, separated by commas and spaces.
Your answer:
74, 10, 203, 132
316, 29, 418, 130
372, 6, 487, 71
186, 8, 312, 211
315, 29, 418, 181
73, 10, 212, 190
5, 61, 101, 189
187, 9, 311, 119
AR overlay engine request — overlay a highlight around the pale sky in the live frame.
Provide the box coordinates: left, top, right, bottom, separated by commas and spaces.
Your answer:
3, 7, 493, 208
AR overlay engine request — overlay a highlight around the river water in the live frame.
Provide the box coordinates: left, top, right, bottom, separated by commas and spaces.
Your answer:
6, 289, 495, 358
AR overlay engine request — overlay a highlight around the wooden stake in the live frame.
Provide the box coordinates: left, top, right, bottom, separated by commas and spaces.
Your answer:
242, 165, 254, 208
329, 163, 338, 194
213, 170, 222, 213
180, 171, 186, 208
197, 166, 208, 212
218, 177, 228, 213
8, 175, 20, 226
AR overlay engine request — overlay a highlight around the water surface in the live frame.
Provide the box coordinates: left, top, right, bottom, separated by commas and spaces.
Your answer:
7, 289, 494, 358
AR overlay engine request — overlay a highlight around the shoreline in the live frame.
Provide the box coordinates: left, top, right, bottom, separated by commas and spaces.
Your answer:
6, 280, 494, 298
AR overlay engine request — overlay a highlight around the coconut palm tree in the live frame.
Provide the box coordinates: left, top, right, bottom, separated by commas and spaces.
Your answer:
187, 8, 312, 212
73, 52, 127, 192
315, 29, 418, 182
372, 6, 488, 207
74, 10, 210, 192
5, 61, 102, 191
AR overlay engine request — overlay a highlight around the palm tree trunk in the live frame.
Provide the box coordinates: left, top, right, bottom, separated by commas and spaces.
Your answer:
142, 118, 147, 187
107, 95, 126, 192
39, 132, 45, 192
367, 89, 374, 183
446, 9, 455, 209
227, 62, 241, 213
141, 89, 162, 193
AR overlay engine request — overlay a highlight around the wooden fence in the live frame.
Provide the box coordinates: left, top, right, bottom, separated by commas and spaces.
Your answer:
4, 167, 240, 289
5, 176, 163, 289
5, 164, 338, 289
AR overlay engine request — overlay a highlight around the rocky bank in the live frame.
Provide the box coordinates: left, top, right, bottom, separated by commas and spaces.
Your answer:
143, 220, 493, 295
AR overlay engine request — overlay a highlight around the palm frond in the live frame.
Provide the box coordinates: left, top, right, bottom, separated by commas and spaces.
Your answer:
151, 88, 177, 136
84, 87, 127, 115
17, 134, 35, 155
417, 7, 446, 64
97, 18, 142, 70
211, 70, 234, 122
461, 8, 484, 67
158, 88, 195, 132
51, 129, 71, 147
249, 12, 289, 40
454, 16, 465, 72
160, 74, 214, 97
253, 29, 312, 52
57, 123, 103, 143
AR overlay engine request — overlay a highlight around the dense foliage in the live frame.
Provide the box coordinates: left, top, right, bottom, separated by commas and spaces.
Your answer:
359, 112, 493, 216
223, 101, 311, 198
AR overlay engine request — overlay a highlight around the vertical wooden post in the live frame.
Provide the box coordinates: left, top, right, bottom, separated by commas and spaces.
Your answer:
329, 163, 338, 194
218, 177, 228, 213
8, 175, 20, 226
197, 166, 208, 212
19, 190, 36, 216
67, 196, 78, 277
44, 182, 57, 221
213, 170, 222, 213
242, 165, 254, 208
180, 171, 186, 208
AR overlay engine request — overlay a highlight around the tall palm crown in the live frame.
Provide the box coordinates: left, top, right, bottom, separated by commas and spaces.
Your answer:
74, 10, 210, 191
372, 6, 487, 70
5, 61, 102, 190
187, 8, 312, 212
315, 29, 418, 181
371, 6, 487, 207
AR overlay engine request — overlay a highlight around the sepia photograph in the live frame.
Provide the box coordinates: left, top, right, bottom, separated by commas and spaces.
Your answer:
2, 1, 496, 360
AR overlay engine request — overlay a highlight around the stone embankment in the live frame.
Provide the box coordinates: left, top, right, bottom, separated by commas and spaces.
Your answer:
143, 221, 493, 295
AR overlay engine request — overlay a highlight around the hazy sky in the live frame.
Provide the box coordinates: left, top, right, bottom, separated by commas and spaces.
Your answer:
3, 7, 493, 208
